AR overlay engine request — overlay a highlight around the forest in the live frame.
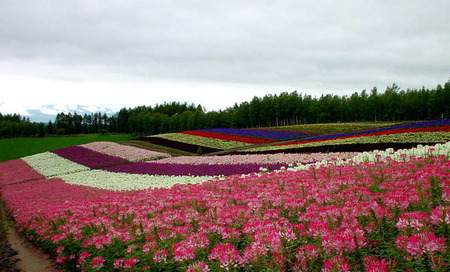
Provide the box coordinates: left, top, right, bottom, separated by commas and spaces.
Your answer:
1, 81, 449, 138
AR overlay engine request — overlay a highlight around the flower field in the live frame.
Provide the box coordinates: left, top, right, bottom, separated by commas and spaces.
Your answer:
195, 129, 307, 140
241, 120, 450, 153
0, 123, 450, 271
137, 128, 311, 154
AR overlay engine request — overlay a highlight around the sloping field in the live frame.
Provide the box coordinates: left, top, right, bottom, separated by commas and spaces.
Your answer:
0, 121, 449, 271
134, 128, 309, 154
133, 121, 450, 155
237, 120, 450, 154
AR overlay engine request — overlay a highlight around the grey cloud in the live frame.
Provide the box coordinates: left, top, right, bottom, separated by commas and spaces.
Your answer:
0, 0, 449, 92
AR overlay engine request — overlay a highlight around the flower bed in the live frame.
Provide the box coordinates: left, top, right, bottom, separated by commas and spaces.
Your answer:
135, 136, 221, 154
152, 133, 252, 150
1, 152, 449, 271
52, 146, 129, 168
279, 120, 450, 145
273, 122, 402, 134
57, 170, 215, 191
244, 131, 450, 153
277, 123, 450, 147
179, 131, 277, 144
0, 159, 44, 186
81, 142, 171, 162
103, 162, 288, 176
157, 152, 358, 165
198, 128, 307, 140
22, 152, 89, 177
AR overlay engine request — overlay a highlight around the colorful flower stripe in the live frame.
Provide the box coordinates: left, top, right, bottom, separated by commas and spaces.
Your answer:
276, 119, 450, 144
278, 124, 450, 146
198, 128, 307, 140
81, 141, 171, 161
246, 132, 450, 152
286, 141, 450, 172
0, 159, 44, 187
1, 178, 122, 225
22, 152, 89, 177
52, 146, 129, 168
103, 162, 288, 176
153, 133, 251, 149
20, 152, 216, 191
157, 152, 358, 165
1, 154, 449, 271
57, 170, 215, 191
179, 130, 277, 144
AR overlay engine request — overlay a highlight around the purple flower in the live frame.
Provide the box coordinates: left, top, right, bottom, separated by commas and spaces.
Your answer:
199, 128, 307, 140
103, 162, 288, 176
52, 146, 128, 168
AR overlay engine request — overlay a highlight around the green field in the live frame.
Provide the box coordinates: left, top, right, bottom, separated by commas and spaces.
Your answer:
0, 134, 133, 162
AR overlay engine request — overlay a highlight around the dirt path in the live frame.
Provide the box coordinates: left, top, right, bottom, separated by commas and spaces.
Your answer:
0, 200, 62, 272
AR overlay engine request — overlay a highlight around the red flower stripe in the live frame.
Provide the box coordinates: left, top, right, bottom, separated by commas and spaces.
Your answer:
179, 131, 277, 144
277, 125, 450, 146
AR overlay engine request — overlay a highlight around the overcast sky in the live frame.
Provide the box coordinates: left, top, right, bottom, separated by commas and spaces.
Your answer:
1, 0, 449, 121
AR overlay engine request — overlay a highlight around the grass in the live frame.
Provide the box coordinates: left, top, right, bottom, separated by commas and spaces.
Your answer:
0, 134, 133, 162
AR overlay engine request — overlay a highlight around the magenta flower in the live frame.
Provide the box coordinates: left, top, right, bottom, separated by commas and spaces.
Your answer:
186, 261, 210, 272
396, 231, 446, 256
113, 258, 124, 269
209, 243, 242, 269
396, 211, 429, 232
363, 256, 389, 272
153, 249, 169, 263
321, 256, 351, 272
296, 244, 320, 262
77, 251, 91, 264
123, 256, 139, 269
91, 256, 105, 269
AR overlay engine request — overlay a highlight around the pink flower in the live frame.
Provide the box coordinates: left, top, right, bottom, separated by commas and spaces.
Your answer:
153, 249, 169, 263
209, 243, 242, 269
55, 246, 64, 254
142, 241, 157, 254
322, 256, 351, 272
123, 256, 139, 269
56, 255, 68, 264
91, 256, 105, 269
296, 244, 319, 261
364, 256, 389, 272
396, 231, 446, 256
77, 251, 91, 264
113, 258, 124, 269
173, 242, 196, 262
186, 261, 210, 272
127, 245, 137, 253
396, 211, 429, 232
430, 207, 450, 225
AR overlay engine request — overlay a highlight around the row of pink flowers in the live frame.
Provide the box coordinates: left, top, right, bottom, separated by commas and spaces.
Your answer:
81, 141, 171, 162
157, 152, 358, 165
0, 159, 43, 187
1, 153, 449, 271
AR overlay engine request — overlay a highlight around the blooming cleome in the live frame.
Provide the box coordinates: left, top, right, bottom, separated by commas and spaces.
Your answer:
0, 138, 449, 271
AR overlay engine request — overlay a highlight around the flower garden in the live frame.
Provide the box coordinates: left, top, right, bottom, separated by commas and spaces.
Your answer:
0, 121, 450, 271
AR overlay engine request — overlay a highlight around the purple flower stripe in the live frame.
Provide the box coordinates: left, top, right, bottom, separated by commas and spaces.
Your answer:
103, 162, 289, 176
52, 146, 129, 168
199, 128, 307, 140
295, 120, 450, 142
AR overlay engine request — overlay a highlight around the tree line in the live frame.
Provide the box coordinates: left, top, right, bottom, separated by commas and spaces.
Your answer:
1, 80, 449, 138
0, 113, 45, 137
